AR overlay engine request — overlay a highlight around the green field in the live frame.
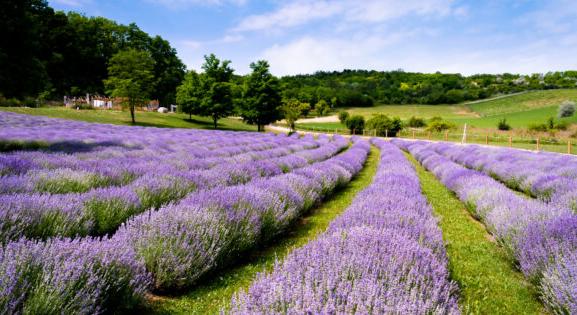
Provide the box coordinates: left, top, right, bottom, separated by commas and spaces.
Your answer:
0, 107, 256, 131
299, 89, 577, 129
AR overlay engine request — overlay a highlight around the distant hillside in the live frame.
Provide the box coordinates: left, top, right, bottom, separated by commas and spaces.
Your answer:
280, 70, 577, 108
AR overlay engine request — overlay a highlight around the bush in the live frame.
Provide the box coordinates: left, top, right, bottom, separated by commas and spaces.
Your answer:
528, 117, 568, 132
338, 111, 350, 124
314, 100, 330, 117
407, 116, 427, 128
558, 100, 576, 118
426, 117, 455, 132
497, 118, 511, 131
366, 114, 403, 137
345, 115, 365, 134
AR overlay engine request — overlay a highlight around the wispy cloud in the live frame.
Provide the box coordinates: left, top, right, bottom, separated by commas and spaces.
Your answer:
145, 0, 247, 9
233, 0, 459, 33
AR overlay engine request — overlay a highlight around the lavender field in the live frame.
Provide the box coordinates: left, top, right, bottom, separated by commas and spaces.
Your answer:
1, 111, 576, 314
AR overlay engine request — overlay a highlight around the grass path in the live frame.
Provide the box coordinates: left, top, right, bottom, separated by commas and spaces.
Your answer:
149, 147, 380, 314
407, 153, 544, 314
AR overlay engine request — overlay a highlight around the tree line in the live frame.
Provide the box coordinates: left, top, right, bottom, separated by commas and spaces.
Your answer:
0, 0, 185, 105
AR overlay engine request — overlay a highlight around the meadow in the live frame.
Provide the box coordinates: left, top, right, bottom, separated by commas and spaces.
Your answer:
1, 110, 577, 314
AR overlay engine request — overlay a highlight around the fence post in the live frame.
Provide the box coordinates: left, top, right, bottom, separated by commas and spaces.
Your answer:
444, 131, 448, 141
352, 128, 355, 135
427, 132, 431, 140
412, 130, 415, 139
485, 134, 488, 145
536, 137, 540, 151
374, 129, 376, 137
385, 129, 388, 138
569, 140, 572, 154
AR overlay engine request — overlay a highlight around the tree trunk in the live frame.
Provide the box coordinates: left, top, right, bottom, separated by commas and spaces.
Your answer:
130, 103, 135, 124
189, 113, 192, 120
213, 117, 218, 129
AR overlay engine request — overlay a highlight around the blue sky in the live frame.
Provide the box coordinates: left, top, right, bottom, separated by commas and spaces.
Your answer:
49, 0, 577, 76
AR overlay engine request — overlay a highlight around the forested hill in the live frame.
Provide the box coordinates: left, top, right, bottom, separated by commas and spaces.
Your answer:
0, 0, 185, 105
280, 70, 577, 107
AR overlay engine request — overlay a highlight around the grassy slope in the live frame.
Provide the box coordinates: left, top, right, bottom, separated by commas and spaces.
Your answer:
0, 107, 256, 131
299, 89, 577, 129
149, 147, 380, 314
407, 153, 544, 314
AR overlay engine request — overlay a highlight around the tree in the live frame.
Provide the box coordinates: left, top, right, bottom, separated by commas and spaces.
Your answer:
176, 70, 202, 120
338, 111, 350, 124
175, 54, 234, 128
366, 114, 403, 137
345, 115, 365, 134
282, 98, 309, 131
558, 100, 576, 118
240, 60, 282, 131
315, 99, 330, 117
104, 49, 155, 124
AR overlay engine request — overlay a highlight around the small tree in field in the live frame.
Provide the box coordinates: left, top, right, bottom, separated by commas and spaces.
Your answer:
282, 98, 309, 131
104, 49, 155, 124
558, 100, 576, 118
345, 115, 365, 134
315, 99, 330, 117
338, 111, 349, 124
497, 118, 511, 131
240, 60, 282, 131
176, 70, 202, 120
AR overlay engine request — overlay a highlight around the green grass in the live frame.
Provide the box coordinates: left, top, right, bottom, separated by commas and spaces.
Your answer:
148, 147, 380, 314
407, 153, 544, 314
453, 105, 577, 128
467, 89, 577, 117
0, 107, 256, 131
345, 104, 475, 120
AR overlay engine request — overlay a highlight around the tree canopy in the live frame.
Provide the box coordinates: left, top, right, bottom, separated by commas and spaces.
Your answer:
239, 60, 282, 131
104, 49, 155, 123
0, 0, 185, 104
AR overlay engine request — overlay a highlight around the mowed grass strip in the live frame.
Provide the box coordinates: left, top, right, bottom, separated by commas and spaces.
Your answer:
0, 107, 256, 131
406, 153, 544, 314
149, 147, 380, 314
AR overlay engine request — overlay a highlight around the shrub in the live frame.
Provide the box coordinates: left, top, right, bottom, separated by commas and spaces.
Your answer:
345, 115, 365, 134
558, 100, 576, 118
528, 123, 549, 132
407, 116, 427, 128
314, 100, 330, 117
366, 114, 403, 137
497, 118, 511, 131
426, 117, 455, 132
338, 111, 350, 124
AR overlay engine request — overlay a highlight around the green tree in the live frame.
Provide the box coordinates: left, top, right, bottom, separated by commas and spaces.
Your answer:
176, 70, 202, 120
200, 54, 235, 129
345, 115, 365, 134
366, 114, 403, 137
176, 54, 234, 128
240, 60, 282, 131
338, 111, 350, 124
104, 49, 155, 124
315, 99, 330, 117
282, 98, 309, 131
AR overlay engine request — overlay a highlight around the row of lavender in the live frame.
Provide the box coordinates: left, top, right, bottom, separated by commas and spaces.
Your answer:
0, 138, 369, 314
230, 140, 459, 314
395, 140, 577, 314
427, 142, 577, 211
0, 134, 347, 242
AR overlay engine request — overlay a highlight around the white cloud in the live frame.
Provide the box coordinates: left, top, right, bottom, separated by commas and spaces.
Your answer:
233, 0, 342, 32
146, 0, 247, 9
233, 0, 458, 33
260, 31, 416, 75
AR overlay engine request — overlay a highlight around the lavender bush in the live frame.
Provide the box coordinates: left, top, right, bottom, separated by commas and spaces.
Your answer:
395, 139, 577, 313
230, 140, 459, 314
